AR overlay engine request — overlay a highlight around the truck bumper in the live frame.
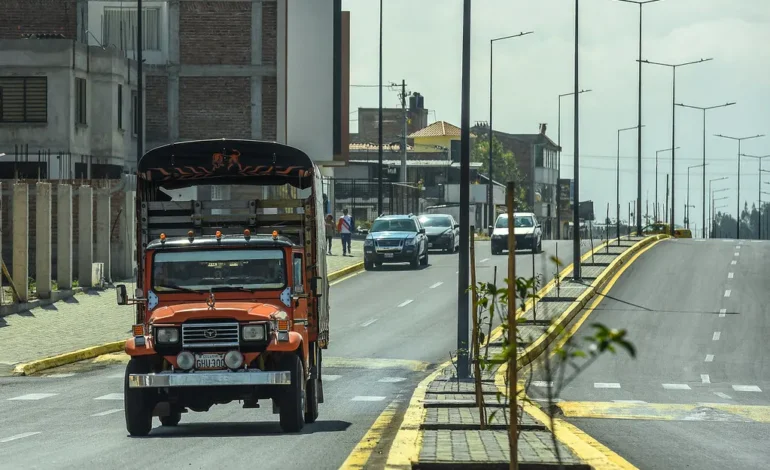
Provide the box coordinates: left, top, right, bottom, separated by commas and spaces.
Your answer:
128, 370, 291, 388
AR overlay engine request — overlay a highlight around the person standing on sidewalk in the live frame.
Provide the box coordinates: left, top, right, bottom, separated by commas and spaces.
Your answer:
324, 214, 335, 255
337, 208, 353, 256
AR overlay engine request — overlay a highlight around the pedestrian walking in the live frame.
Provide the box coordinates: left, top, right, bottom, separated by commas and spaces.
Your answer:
324, 214, 335, 255
337, 209, 353, 256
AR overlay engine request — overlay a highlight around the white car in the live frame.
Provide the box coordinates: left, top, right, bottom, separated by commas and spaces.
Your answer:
490, 212, 542, 254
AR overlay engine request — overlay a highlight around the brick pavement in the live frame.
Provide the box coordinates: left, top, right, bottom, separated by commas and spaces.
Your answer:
0, 240, 363, 374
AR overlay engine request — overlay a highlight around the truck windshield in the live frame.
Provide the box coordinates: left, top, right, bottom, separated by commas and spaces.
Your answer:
371, 219, 417, 232
152, 249, 286, 292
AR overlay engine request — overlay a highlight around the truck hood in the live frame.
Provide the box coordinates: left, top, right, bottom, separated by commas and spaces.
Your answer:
368, 231, 416, 241
149, 301, 285, 324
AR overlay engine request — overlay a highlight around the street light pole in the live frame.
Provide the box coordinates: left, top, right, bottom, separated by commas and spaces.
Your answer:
377, 0, 384, 216
715, 133, 765, 239
488, 31, 534, 233
676, 102, 736, 238
572, 0, 581, 281
137, 0, 144, 163
617, 125, 642, 244
616, 0, 661, 234
557, 89, 591, 240
740, 154, 770, 240
641, 58, 713, 234
687, 163, 707, 231
655, 147, 678, 221
709, 178, 728, 238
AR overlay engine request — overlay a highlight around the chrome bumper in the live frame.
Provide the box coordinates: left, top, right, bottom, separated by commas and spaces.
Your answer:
128, 370, 291, 388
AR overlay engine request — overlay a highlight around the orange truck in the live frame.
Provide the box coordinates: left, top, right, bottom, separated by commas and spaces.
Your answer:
116, 139, 330, 436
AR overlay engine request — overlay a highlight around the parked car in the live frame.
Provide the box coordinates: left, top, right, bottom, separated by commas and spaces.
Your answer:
490, 212, 543, 254
418, 214, 460, 253
363, 214, 429, 270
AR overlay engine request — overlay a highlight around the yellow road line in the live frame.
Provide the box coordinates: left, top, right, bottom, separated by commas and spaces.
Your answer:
558, 401, 770, 423
339, 399, 402, 469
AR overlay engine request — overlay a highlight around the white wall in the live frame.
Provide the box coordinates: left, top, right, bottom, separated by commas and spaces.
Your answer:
86, 1, 170, 65
285, 0, 334, 163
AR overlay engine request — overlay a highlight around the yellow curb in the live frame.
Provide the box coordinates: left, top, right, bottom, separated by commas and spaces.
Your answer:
12, 340, 127, 376
11, 263, 365, 376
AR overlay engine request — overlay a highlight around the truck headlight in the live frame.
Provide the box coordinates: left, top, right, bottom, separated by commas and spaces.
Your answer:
404, 237, 416, 246
242, 324, 266, 341
155, 327, 179, 344
364, 239, 374, 247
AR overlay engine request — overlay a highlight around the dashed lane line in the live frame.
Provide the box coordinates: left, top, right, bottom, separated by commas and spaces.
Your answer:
705, 354, 715, 362
724, 290, 732, 298
662, 383, 691, 390
734, 252, 740, 257
377, 377, 407, 383
361, 318, 378, 328
593, 382, 621, 389
0, 432, 41, 443
351, 396, 387, 402
719, 308, 727, 318
532, 381, 553, 388
7, 393, 57, 401
701, 374, 711, 384
44, 373, 75, 378
713, 332, 721, 341
397, 299, 413, 308
429, 282, 443, 289
94, 393, 123, 401
479, 258, 490, 263
733, 385, 762, 392
728, 272, 734, 279
731, 260, 737, 265
714, 392, 733, 400
324, 375, 342, 381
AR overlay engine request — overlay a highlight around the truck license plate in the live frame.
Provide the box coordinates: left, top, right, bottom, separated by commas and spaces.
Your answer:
384, 253, 394, 258
428, 243, 433, 248
195, 353, 226, 370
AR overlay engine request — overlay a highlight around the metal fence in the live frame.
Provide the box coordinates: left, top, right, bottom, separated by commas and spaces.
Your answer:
325, 178, 424, 229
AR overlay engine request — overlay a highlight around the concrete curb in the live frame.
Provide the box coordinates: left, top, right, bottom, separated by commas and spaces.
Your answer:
10, 263, 365, 376
0, 287, 91, 318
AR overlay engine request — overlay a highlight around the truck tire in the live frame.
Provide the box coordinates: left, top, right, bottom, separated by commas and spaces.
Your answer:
420, 250, 429, 266
364, 259, 373, 271
279, 354, 305, 433
124, 358, 155, 437
410, 253, 420, 269
305, 345, 320, 424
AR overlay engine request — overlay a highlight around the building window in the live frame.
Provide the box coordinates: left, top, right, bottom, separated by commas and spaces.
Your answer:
75, 78, 87, 125
102, 7, 161, 51
117, 84, 123, 130
131, 91, 139, 137
0, 76, 48, 123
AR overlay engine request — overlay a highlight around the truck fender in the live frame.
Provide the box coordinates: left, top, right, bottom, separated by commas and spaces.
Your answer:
125, 336, 157, 357
268, 331, 309, 374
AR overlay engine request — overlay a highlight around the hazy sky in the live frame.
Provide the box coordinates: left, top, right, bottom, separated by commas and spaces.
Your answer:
341, 0, 770, 229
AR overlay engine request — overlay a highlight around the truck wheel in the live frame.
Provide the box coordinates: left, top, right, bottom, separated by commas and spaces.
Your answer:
420, 250, 429, 266
124, 358, 155, 437
279, 354, 305, 433
410, 253, 420, 269
305, 345, 320, 424
364, 259, 373, 271
160, 409, 182, 427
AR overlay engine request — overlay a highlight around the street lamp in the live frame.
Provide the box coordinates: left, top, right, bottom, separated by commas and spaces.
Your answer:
709, 178, 728, 238
715, 133, 765, 238
488, 31, 534, 233
617, 125, 643, 245
741, 153, 770, 239
641, 58, 713, 234
713, 194, 729, 238
572, 0, 581, 281
377, 0, 384, 216
676, 101, 736, 237
655, 146, 679, 221
614, 0, 663, 234
687, 163, 707, 230
558, 89, 591, 240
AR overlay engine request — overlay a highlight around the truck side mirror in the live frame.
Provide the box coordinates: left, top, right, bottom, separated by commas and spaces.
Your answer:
116, 284, 128, 305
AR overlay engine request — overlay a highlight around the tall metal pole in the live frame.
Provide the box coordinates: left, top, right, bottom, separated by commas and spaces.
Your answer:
715, 134, 764, 239
617, 125, 640, 244
572, 0, 581, 280
686, 164, 706, 230
741, 155, 770, 239
456, 0, 472, 380
400, 79, 408, 183
557, 89, 590, 241
377, 0, 384, 215
137, 0, 143, 162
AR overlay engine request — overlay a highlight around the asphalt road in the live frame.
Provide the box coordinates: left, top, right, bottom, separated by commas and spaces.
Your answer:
0, 239, 597, 470
529, 238, 770, 470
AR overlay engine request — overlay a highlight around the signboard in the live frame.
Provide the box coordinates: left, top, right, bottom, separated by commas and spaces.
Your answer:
558, 178, 573, 207
579, 200, 595, 221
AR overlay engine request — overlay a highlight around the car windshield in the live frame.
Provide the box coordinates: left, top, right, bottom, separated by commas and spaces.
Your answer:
419, 216, 452, 227
152, 249, 286, 291
371, 218, 417, 232
495, 215, 535, 228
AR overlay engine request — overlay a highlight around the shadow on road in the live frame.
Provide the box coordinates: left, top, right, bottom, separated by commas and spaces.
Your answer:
137, 419, 352, 438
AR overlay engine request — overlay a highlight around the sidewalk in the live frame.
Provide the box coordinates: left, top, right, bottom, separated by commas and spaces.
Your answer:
388, 236, 657, 469
0, 240, 363, 375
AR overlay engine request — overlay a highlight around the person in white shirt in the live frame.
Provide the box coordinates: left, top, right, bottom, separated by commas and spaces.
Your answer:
336, 209, 353, 256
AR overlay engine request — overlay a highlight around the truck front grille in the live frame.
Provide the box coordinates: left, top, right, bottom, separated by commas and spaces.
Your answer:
182, 322, 239, 349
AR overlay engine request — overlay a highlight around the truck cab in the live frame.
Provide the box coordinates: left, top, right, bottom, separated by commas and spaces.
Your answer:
118, 139, 329, 436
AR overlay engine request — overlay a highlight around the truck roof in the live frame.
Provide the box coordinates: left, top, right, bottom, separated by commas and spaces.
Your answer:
146, 234, 295, 250
138, 139, 316, 189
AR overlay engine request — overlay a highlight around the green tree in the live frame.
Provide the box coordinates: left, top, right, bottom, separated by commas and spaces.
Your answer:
472, 134, 526, 207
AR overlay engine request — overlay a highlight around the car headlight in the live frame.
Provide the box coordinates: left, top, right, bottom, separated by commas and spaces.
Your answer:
242, 324, 267, 341
364, 239, 374, 247
404, 237, 416, 246
442, 232, 452, 238
155, 327, 179, 344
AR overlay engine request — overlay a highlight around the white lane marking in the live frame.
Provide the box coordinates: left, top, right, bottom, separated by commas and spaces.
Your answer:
713, 332, 721, 341
735, 245, 741, 250
479, 258, 490, 263
751, 240, 762, 243
45, 373, 75, 378
732, 385, 762, 392
713, 392, 733, 400
108, 373, 125, 379
612, 400, 647, 404
378, 377, 407, 383
662, 383, 691, 390
724, 290, 731, 298
429, 282, 443, 289
0, 432, 41, 443
701, 374, 711, 384
397, 299, 413, 308
594, 383, 621, 389
734, 252, 740, 257
705, 354, 715, 362
731, 260, 737, 265
91, 408, 123, 417
532, 381, 553, 388
324, 375, 342, 381
719, 308, 727, 318
95, 393, 123, 401
352, 396, 387, 402
7, 393, 57, 401
361, 318, 378, 328
728, 272, 734, 279
722, 239, 732, 242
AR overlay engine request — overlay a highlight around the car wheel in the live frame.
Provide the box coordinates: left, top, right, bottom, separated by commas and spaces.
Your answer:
364, 259, 373, 271
420, 249, 429, 266
410, 252, 420, 269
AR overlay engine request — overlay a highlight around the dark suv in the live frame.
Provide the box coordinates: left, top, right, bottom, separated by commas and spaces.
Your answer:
363, 214, 429, 270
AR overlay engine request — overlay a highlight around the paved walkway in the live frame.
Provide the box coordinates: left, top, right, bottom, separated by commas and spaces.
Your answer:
0, 240, 363, 374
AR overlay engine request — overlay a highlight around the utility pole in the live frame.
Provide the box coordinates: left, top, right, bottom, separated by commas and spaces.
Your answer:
665, 174, 669, 226
136, 0, 144, 163
377, 0, 384, 215
572, 0, 581, 281
741, 154, 770, 240
715, 133, 765, 239
557, 88, 591, 240
400, 79, 409, 184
